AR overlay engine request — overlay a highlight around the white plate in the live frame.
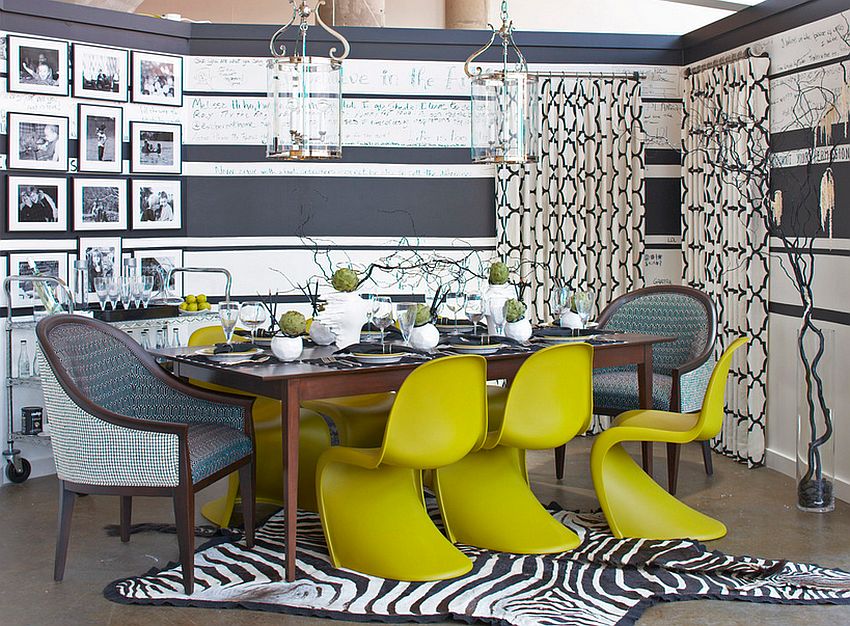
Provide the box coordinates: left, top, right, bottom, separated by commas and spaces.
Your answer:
450, 343, 504, 355
351, 352, 405, 364
195, 347, 263, 361
537, 333, 598, 343
436, 323, 475, 332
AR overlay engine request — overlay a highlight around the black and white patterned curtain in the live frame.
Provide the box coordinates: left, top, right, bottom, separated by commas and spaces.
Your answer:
682, 57, 770, 467
497, 78, 646, 322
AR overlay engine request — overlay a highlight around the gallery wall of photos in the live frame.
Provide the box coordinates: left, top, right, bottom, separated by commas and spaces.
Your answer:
3, 33, 185, 308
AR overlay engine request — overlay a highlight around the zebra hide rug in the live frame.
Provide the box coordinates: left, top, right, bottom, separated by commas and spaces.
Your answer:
105, 505, 850, 625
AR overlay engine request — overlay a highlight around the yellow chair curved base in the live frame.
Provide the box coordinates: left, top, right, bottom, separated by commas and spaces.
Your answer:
317, 448, 472, 581
435, 445, 580, 553
592, 438, 726, 541
302, 393, 395, 448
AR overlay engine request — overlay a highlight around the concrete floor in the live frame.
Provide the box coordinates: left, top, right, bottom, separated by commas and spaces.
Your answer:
1, 440, 848, 625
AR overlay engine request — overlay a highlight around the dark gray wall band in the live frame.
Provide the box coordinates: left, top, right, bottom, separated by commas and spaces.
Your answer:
184, 145, 475, 165
646, 178, 682, 236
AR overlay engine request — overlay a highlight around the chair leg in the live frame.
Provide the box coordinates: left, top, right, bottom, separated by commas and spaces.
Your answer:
666, 443, 681, 495
554, 444, 566, 480
120, 496, 132, 543
173, 485, 195, 595
238, 462, 256, 549
701, 440, 714, 476
54, 482, 76, 582
641, 442, 653, 476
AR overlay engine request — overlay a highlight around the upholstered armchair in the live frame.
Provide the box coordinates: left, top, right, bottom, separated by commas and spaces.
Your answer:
554, 285, 717, 494
36, 315, 256, 595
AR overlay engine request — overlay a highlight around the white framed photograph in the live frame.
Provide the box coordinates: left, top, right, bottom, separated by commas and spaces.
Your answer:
132, 179, 182, 230
8, 112, 69, 172
7, 35, 69, 96
72, 43, 128, 102
79, 237, 121, 301
73, 178, 127, 231
134, 248, 183, 297
8, 253, 69, 308
130, 122, 182, 174
131, 51, 182, 106
7, 176, 68, 232
78, 104, 123, 174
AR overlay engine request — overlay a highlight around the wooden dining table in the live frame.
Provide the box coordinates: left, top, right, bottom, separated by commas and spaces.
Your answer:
152, 332, 673, 582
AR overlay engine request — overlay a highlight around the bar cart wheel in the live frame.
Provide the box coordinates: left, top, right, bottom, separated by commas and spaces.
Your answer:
5, 458, 31, 483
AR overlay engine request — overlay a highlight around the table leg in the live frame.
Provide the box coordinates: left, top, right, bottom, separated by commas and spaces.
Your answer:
637, 344, 654, 477
281, 379, 300, 582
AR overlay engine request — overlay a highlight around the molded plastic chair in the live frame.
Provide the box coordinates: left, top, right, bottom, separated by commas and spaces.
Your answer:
188, 326, 330, 518
555, 285, 718, 495
316, 355, 487, 581
590, 337, 748, 541
433, 344, 593, 553
36, 315, 255, 595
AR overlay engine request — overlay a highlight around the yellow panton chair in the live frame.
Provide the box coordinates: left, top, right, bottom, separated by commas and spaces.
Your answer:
590, 337, 749, 541
316, 355, 488, 581
188, 326, 331, 521
433, 343, 594, 553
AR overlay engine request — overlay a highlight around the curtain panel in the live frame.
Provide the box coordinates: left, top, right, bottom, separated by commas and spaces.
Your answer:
497, 77, 646, 323
682, 56, 770, 467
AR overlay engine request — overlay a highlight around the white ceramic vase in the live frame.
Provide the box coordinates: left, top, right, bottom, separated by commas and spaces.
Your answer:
318, 291, 369, 348
308, 319, 335, 346
271, 334, 303, 361
410, 323, 440, 350
485, 283, 518, 334
505, 318, 533, 342
559, 310, 583, 330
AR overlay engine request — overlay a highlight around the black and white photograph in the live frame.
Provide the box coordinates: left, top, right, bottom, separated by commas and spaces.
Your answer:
79, 237, 121, 299
78, 104, 123, 173
131, 51, 183, 106
130, 122, 182, 174
135, 249, 183, 296
73, 178, 127, 231
8, 253, 68, 308
7, 176, 68, 232
132, 179, 182, 230
72, 44, 128, 102
7, 35, 69, 96
8, 112, 69, 172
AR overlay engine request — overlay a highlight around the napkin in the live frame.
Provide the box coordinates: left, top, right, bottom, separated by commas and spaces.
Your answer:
213, 342, 259, 354
445, 334, 503, 346
335, 343, 424, 355
435, 316, 474, 325
361, 323, 402, 337
532, 326, 596, 338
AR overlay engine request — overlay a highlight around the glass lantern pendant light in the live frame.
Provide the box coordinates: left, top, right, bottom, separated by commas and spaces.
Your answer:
267, 0, 351, 160
464, 0, 539, 164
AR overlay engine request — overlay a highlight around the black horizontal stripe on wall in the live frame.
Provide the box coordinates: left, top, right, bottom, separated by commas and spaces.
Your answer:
645, 178, 682, 236
772, 127, 850, 153
134, 243, 496, 253
646, 149, 682, 165
645, 242, 682, 250
184, 176, 495, 239
770, 52, 850, 81
770, 245, 850, 256
183, 146, 476, 165
769, 300, 850, 326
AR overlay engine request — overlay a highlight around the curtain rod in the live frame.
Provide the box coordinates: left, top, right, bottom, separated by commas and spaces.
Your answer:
684, 47, 768, 77
529, 71, 643, 82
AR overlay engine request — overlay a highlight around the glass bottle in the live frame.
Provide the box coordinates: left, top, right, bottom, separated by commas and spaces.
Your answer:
156, 328, 165, 350
18, 340, 31, 378
140, 330, 151, 351
172, 327, 181, 348
73, 259, 89, 310
32, 348, 40, 378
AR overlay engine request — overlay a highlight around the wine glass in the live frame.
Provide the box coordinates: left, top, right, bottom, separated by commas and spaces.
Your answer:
219, 301, 240, 344
395, 303, 418, 346
93, 277, 108, 311
362, 292, 376, 340
371, 296, 393, 351
552, 286, 570, 322
574, 289, 594, 329
444, 290, 468, 332
141, 276, 155, 308
487, 296, 508, 337
131, 279, 144, 308
239, 301, 268, 342
465, 292, 484, 335
120, 280, 132, 309
107, 278, 120, 310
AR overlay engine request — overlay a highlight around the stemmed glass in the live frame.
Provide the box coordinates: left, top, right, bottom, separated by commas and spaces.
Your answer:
444, 290, 468, 332
465, 293, 484, 335
131, 279, 144, 309
120, 280, 132, 309
487, 296, 508, 337
107, 278, 120, 310
371, 296, 393, 352
93, 277, 108, 311
362, 292, 376, 341
239, 301, 268, 342
395, 303, 418, 347
574, 289, 594, 329
552, 286, 571, 322
141, 276, 155, 308
219, 301, 240, 344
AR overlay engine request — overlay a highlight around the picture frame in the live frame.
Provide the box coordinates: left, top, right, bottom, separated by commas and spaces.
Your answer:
77, 104, 124, 174
131, 179, 182, 230
134, 248, 183, 297
73, 178, 128, 231
130, 122, 182, 174
72, 43, 128, 102
7, 35, 69, 96
131, 51, 183, 106
78, 236, 121, 302
7, 176, 68, 232
8, 252, 69, 308
7, 112, 69, 172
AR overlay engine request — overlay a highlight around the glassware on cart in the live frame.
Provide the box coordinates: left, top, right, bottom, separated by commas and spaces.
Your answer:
120, 280, 133, 309
141, 276, 155, 309
107, 279, 120, 310
72, 260, 88, 310
93, 277, 109, 311
17, 340, 31, 378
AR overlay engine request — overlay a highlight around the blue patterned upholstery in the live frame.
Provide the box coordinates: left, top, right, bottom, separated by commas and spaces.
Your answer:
593, 369, 673, 411
187, 424, 253, 483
